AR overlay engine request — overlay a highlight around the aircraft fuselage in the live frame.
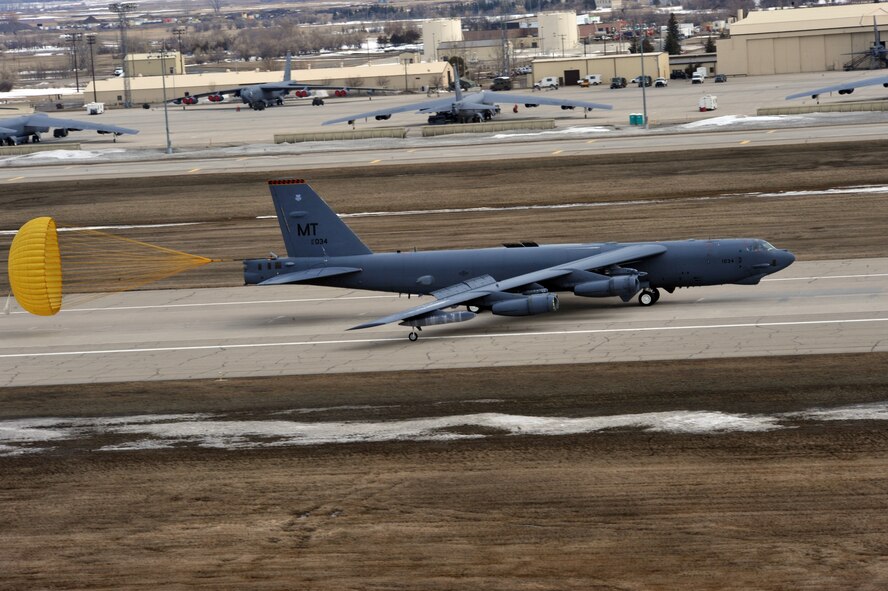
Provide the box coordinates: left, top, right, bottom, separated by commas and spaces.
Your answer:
244, 239, 794, 295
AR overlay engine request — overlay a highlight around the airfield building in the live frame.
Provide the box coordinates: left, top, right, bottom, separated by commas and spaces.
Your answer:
718, 4, 888, 75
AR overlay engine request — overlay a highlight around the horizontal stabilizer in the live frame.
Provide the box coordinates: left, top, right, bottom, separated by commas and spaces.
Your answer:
259, 266, 361, 285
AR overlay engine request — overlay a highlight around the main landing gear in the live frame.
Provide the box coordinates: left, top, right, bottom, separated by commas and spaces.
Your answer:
408, 327, 422, 341
638, 288, 660, 306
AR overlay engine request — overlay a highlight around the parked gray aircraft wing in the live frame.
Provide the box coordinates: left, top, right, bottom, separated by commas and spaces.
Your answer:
8, 113, 140, 135
483, 90, 613, 110
322, 96, 459, 125
786, 75, 888, 100
349, 243, 666, 330
0, 126, 16, 134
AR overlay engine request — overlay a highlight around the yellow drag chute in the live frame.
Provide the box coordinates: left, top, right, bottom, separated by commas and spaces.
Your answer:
8, 216, 62, 316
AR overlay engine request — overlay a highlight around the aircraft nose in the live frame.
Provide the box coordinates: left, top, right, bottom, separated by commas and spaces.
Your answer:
778, 249, 795, 270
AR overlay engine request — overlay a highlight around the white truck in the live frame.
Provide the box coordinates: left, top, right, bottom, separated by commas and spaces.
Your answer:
534, 76, 559, 90
578, 74, 602, 87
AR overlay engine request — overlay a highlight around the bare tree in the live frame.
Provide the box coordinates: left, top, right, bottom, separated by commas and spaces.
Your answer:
208, 0, 224, 17
345, 76, 364, 88
375, 76, 391, 87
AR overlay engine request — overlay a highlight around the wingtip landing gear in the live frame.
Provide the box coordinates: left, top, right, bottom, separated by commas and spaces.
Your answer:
408, 326, 422, 342
638, 288, 660, 306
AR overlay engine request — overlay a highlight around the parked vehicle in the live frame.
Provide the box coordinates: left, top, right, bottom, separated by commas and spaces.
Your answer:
610, 76, 627, 89
654, 77, 668, 87
534, 76, 559, 90
691, 74, 704, 84
490, 76, 512, 91
714, 74, 727, 83
698, 95, 718, 111
632, 75, 652, 87
578, 74, 602, 87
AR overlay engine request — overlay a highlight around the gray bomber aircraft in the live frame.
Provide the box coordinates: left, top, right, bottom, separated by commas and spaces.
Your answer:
172, 52, 385, 110
0, 112, 138, 145
244, 180, 795, 341
322, 71, 612, 126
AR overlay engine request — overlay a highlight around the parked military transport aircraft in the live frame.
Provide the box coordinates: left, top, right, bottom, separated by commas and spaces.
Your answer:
171, 52, 384, 110
244, 180, 796, 341
0, 112, 138, 145
322, 67, 612, 125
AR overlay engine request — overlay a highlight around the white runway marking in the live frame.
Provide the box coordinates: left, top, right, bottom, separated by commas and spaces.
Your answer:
3, 317, 886, 359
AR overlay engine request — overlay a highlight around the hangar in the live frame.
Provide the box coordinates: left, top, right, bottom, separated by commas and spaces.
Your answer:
85, 61, 453, 106
718, 4, 888, 76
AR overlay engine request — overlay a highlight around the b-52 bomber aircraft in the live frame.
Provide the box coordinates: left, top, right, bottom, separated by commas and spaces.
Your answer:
172, 52, 385, 111
322, 68, 612, 126
0, 112, 138, 146
244, 180, 796, 341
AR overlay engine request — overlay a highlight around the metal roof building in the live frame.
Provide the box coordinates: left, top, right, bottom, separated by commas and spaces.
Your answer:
717, 4, 888, 75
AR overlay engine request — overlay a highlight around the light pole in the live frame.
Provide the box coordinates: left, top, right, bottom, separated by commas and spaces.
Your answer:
159, 47, 173, 154
85, 33, 98, 102
638, 21, 649, 130
66, 32, 83, 92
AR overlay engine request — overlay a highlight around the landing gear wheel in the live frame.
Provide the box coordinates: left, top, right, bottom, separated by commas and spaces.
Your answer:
638, 288, 660, 306
408, 331, 419, 342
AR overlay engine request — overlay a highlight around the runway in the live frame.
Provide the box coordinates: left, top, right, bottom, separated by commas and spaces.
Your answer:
2, 257, 886, 387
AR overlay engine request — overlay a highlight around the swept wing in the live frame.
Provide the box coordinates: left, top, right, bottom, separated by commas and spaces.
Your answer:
323, 89, 612, 126
19, 113, 139, 135
785, 75, 888, 100
349, 243, 666, 330
322, 96, 462, 125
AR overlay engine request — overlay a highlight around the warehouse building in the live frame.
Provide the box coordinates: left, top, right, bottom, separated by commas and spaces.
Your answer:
718, 4, 888, 75
531, 53, 670, 86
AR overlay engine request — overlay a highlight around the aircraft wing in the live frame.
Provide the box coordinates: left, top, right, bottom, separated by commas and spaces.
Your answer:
260, 82, 391, 93
24, 113, 139, 135
349, 243, 666, 330
482, 90, 613, 110
0, 125, 17, 135
322, 96, 460, 125
785, 75, 888, 100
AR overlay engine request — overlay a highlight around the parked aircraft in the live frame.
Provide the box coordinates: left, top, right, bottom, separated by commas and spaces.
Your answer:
0, 112, 138, 146
786, 74, 888, 100
244, 180, 796, 341
322, 65, 612, 125
171, 52, 384, 110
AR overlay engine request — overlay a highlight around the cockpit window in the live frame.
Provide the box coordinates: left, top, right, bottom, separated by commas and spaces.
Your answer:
747, 240, 776, 252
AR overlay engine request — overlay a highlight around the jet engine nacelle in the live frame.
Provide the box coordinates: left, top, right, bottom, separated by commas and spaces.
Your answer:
208, 94, 224, 102
491, 293, 558, 317
574, 274, 640, 299
375, 114, 392, 120
400, 310, 476, 327
334, 89, 348, 97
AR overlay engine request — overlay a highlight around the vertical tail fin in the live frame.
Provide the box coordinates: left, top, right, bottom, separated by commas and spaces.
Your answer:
453, 61, 463, 102
283, 51, 292, 82
268, 180, 372, 258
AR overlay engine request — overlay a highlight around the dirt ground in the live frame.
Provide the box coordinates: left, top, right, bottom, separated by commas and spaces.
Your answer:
2, 141, 888, 589
2, 354, 888, 590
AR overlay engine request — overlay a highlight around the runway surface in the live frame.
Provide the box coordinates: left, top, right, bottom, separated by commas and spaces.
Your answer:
2, 257, 886, 387
3, 119, 888, 183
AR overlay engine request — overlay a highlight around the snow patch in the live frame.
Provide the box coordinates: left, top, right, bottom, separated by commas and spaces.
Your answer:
682, 114, 807, 128
493, 126, 611, 139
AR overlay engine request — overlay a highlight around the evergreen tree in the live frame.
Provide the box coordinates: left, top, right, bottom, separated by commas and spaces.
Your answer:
664, 13, 682, 55
705, 35, 717, 53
